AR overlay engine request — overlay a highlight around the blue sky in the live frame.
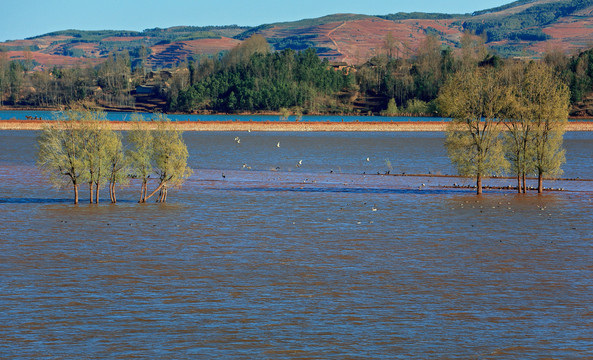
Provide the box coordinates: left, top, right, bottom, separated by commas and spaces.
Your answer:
1, 0, 512, 42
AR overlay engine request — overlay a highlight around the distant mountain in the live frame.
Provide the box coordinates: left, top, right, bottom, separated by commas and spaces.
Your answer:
2, 0, 593, 70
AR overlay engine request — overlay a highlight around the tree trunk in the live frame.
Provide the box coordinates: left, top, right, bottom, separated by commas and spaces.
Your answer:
476, 174, 482, 195
517, 175, 522, 193
109, 183, 116, 203
89, 183, 94, 203
73, 183, 79, 204
522, 173, 527, 193
139, 180, 146, 203
146, 181, 166, 202
158, 187, 168, 203
112, 183, 117, 204
95, 182, 100, 204
538, 171, 543, 194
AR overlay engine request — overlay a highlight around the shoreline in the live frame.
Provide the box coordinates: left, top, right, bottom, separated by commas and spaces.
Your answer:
2, 119, 593, 132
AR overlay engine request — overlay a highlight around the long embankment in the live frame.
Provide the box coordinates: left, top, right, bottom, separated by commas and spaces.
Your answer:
2, 119, 593, 131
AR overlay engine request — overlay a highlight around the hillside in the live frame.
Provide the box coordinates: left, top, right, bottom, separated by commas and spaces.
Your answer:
2, 0, 593, 70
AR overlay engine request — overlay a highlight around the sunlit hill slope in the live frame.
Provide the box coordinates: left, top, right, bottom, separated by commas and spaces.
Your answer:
1, 0, 593, 70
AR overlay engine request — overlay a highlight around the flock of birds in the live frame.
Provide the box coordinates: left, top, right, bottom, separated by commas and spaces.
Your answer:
224, 134, 389, 213
221, 134, 571, 214
231, 135, 376, 172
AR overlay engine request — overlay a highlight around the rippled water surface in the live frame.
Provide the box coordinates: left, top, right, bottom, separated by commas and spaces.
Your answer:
1, 130, 593, 358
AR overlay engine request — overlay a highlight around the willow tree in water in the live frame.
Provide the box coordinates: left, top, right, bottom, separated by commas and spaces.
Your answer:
501, 61, 570, 193
527, 62, 570, 193
105, 130, 128, 203
79, 110, 111, 203
148, 116, 192, 202
37, 110, 86, 204
500, 62, 535, 193
438, 67, 509, 195
127, 114, 154, 202
37, 109, 127, 204
127, 114, 191, 203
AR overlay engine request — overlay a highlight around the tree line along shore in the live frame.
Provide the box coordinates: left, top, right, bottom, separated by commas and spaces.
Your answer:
3, 31, 593, 118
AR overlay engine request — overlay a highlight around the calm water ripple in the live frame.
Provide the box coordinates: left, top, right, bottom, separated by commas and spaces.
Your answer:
1, 131, 593, 358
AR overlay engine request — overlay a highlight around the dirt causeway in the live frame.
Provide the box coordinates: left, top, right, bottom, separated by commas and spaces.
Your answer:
2, 119, 593, 132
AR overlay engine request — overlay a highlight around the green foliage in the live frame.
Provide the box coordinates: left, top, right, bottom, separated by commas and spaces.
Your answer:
265, 14, 371, 31
36, 109, 126, 203
127, 113, 191, 202
104, 130, 128, 203
29, 30, 141, 41
472, 0, 538, 16
524, 62, 570, 191
36, 112, 86, 202
234, 25, 274, 41
174, 47, 351, 113
438, 60, 570, 194
36, 110, 192, 203
568, 48, 593, 102
32, 26, 248, 43
445, 125, 508, 178
152, 116, 192, 188
78, 110, 111, 202
438, 68, 510, 193
127, 113, 154, 188
268, 35, 319, 51
143, 25, 248, 41
379, 12, 466, 21
382, 98, 399, 116
403, 99, 430, 114
279, 107, 291, 120
176, 31, 222, 41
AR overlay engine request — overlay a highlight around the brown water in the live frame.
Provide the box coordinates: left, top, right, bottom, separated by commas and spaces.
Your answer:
1, 131, 593, 358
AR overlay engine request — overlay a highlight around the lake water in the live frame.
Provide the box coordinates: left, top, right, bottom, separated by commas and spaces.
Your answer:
1, 130, 593, 358
0, 110, 440, 123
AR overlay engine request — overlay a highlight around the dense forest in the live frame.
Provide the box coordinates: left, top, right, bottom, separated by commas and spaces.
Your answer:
2, 32, 593, 117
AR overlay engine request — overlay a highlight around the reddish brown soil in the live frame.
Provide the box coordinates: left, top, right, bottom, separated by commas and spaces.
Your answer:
315, 18, 439, 63
530, 15, 593, 54
181, 38, 242, 54
4, 50, 103, 70
5, 5, 593, 69
2, 119, 593, 132
263, 17, 464, 64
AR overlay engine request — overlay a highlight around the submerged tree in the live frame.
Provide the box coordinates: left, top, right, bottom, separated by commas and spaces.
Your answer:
438, 68, 510, 194
79, 110, 111, 203
127, 114, 154, 203
37, 109, 129, 204
524, 62, 570, 193
501, 62, 535, 193
105, 130, 128, 203
502, 61, 569, 193
37, 111, 86, 204
146, 116, 192, 202
127, 114, 192, 203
